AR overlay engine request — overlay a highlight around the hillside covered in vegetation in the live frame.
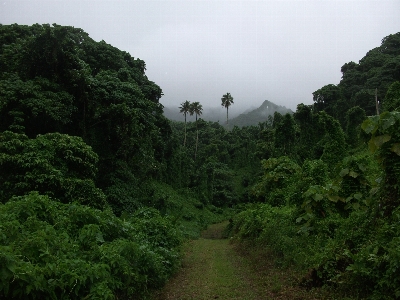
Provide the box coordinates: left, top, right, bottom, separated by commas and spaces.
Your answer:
225, 100, 292, 129
1, 23, 400, 299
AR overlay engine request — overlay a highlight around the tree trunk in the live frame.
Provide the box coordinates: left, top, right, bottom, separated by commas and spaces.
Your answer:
195, 129, 198, 160
184, 113, 187, 146
195, 114, 198, 160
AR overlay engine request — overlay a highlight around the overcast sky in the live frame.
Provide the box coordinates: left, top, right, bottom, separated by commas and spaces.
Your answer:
1, 0, 399, 112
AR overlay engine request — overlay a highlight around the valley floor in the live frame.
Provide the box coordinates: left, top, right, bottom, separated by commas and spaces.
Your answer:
152, 222, 331, 300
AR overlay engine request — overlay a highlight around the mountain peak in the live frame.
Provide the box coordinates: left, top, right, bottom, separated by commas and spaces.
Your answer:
226, 100, 293, 128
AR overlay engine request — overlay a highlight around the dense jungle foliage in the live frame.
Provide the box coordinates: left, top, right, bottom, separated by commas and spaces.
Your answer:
226, 33, 400, 299
0, 23, 400, 299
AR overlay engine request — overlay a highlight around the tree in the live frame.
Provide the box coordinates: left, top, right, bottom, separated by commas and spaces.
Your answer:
312, 84, 346, 124
362, 111, 400, 215
383, 81, 400, 112
294, 103, 315, 160
189, 101, 203, 160
345, 106, 366, 148
179, 100, 191, 146
274, 113, 296, 156
221, 92, 234, 124
316, 112, 347, 171
0, 24, 168, 212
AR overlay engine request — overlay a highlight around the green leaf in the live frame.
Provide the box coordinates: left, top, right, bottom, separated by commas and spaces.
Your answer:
391, 143, 400, 156
353, 193, 363, 200
349, 170, 359, 178
339, 168, 349, 177
373, 134, 391, 147
346, 265, 353, 271
327, 194, 340, 202
361, 116, 379, 134
313, 193, 323, 201
363, 198, 371, 206
367, 140, 376, 154
6, 260, 16, 273
96, 232, 105, 243
357, 163, 367, 172
369, 134, 391, 152
380, 112, 397, 130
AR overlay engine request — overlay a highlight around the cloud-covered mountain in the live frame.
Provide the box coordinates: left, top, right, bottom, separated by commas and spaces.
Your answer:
226, 100, 293, 129
163, 100, 292, 128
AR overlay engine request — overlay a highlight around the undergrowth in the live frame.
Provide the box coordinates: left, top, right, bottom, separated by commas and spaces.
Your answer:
0, 188, 227, 299
227, 112, 400, 299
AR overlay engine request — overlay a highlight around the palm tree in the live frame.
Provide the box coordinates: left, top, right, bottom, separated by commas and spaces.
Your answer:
221, 92, 234, 124
179, 100, 191, 146
189, 101, 203, 160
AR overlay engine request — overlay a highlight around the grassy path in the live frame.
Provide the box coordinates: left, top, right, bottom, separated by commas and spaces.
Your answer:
152, 222, 329, 300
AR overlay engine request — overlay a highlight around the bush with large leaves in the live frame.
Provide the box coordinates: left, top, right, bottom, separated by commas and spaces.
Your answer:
251, 156, 301, 206
362, 111, 400, 214
0, 193, 181, 299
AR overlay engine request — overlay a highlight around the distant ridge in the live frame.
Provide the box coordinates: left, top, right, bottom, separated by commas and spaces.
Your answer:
226, 100, 293, 129
162, 100, 292, 127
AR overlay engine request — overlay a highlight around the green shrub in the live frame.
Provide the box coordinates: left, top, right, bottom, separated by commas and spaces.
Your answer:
228, 204, 308, 267
0, 192, 182, 299
251, 156, 301, 206
0, 131, 106, 208
302, 159, 329, 187
362, 111, 400, 214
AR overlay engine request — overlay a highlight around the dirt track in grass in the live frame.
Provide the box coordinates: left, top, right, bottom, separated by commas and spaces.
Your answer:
152, 221, 331, 300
